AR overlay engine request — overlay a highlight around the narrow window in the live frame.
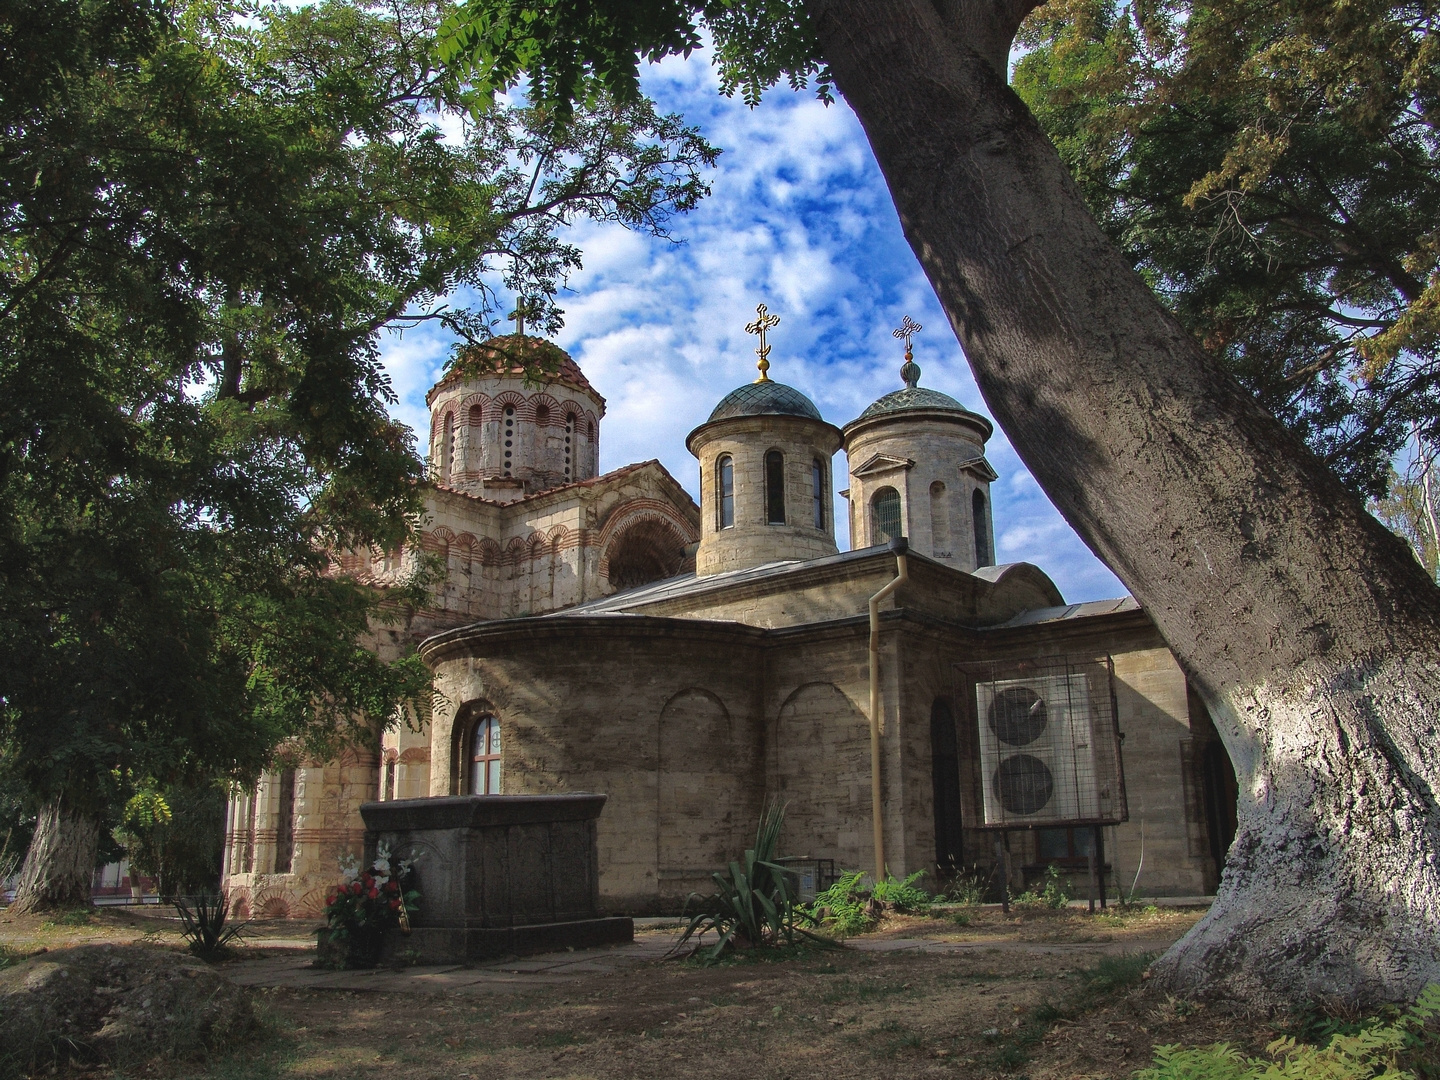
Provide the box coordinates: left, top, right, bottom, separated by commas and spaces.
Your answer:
563, 413, 574, 479
468, 717, 502, 795
765, 450, 786, 525
871, 486, 901, 544
929, 480, 950, 557
812, 458, 825, 529
717, 455, 735, 529
534, 403, 549, 426
440, 412, 454, 482
242, 790, 257, 873
383, 759, 396, 801
274, 768, 296, 873
973, 489, 992, 567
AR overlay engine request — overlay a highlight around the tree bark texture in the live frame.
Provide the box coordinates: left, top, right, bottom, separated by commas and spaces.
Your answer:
808, 0, 1440, 1006
12, 799, 100, 914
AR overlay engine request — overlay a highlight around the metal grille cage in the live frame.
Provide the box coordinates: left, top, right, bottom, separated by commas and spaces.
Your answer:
957, 656, 1128, 829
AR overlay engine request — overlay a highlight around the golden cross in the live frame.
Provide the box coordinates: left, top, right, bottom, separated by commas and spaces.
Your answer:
508, 297, 533, 337
892, 315, 923, 359
745, 303, 781, 382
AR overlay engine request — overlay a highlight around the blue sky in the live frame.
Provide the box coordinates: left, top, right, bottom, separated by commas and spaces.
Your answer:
379, 52, 1127, 604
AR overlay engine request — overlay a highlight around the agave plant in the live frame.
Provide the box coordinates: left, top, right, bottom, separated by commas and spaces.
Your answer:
175, 892, 249, 960
674, 804, 819, 962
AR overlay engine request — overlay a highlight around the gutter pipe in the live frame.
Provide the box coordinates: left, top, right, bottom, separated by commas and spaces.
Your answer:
868, 536, 909, 882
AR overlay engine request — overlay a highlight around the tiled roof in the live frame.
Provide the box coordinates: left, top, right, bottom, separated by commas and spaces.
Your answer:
432, 459, 697, 512
426, 335, 604, 408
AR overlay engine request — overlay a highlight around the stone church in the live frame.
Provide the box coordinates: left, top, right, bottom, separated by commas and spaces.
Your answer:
221, 324, 1239, 918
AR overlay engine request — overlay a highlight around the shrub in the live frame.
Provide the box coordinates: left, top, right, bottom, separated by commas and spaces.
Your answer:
1134, 984, 1440, 1080
175, 892, 249, 960
811, 870, 874, 936
1015, 864, 1073, 909
873, 870, 932, 912
675, 805, 818, 962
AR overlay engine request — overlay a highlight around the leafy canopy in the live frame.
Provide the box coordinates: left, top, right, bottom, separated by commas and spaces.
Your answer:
0, 0, 718, 822
1014, 0, 1440, 500
435, 0, 827, 108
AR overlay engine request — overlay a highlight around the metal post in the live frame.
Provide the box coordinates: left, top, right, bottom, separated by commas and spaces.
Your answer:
1087, 831, 1098, 915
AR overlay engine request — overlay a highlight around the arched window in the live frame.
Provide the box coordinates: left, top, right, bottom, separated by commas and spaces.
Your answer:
534, 403, 550, 426
468, 403, 484, 427
459, 715, 502, 794
812, 458, 826, 529
440, 412, 454, 482
871, 486, 901, 544
717, 455, 735, 529
273, 768, 296, 874
973, 488, 992, 567
929, 480, 950, 557
765, 450, 786, 525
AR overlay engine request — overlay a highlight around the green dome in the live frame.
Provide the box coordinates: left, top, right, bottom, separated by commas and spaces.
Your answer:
708, 380, 823, 422
858, 385, 969, 418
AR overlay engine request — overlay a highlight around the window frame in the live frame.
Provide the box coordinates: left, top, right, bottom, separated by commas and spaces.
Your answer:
765, 449, 786, 525
456, 714, 502, 795
973, 488, 992, 567
717, 454, 735, 529
871, 485, 902, 545
812, 458, 826, 530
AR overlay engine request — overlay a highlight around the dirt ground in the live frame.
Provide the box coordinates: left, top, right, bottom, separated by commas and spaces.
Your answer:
1, 904, 1286, 1080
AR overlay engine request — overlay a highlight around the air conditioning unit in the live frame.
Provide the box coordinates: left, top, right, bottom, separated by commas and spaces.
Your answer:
976, 673, 1105, 826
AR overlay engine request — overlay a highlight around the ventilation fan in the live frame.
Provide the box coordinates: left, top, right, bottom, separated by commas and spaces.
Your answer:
976, 673, 1102, 826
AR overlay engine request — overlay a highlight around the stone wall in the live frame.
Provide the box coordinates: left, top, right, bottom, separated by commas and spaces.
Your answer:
689, 414, 843, 576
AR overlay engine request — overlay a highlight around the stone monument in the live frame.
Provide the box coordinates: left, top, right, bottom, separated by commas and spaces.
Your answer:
359, 793, 633, 964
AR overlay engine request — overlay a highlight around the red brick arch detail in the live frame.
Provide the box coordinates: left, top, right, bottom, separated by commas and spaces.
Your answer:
504, 535, 529, 559
530, 393, 560, 426
454, 532, 477, 555
546, 524, 572, 547
488, 391, 528, 422
460, 393, 490, 424
382, 747, 400, 764
398, 746, 431, 765
597, 499, 698, 577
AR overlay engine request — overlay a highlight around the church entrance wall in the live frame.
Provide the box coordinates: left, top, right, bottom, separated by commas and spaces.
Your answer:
423, 618, 766, 914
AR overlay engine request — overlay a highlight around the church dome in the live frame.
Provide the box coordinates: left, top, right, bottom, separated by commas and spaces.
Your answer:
858, 385, 967, 418
426, 334, 602, 407
708, 380, 823, 422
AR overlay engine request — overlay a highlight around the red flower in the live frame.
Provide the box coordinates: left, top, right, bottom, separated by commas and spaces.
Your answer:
352, 881, 364, 894
389, 899, 400, 910
367, 887, 379, 899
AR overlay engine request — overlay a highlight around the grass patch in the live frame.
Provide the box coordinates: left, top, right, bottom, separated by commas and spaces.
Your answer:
981, 953, 1155, 1073
820, 977, 915, 1005
683, 940, 829, 968
534, 1031, 585, 1048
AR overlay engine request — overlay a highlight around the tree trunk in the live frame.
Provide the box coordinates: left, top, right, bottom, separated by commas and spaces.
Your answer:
809, 0, 1440, 1006
11, 799, 100, 914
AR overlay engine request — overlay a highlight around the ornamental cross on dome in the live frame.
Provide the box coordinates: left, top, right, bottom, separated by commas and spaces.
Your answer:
893, 316, 923, 388
892, 315, 922, 358
745, 303, 781, 382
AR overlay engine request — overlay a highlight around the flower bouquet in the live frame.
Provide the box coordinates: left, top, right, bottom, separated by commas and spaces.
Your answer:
318, 843, 420, 969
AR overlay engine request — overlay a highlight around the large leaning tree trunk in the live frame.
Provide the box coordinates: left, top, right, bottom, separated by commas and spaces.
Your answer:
807, 0, 1440, 1006
11, 798, 101, 914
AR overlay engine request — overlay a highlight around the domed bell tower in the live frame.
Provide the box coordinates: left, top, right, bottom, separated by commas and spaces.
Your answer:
687, 305, 842, 577
842, 317, 997, 571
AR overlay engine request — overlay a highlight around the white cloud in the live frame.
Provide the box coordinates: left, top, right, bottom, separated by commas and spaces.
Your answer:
377, 52, 1128, 603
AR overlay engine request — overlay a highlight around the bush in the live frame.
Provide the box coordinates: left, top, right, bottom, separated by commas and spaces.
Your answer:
175, 892, 249, 961
676, 805, 818, 963
1133, 984, 1440, 1080
809, 870, 934, 936
1015, 864, 1073, 909
811, 870, 874, 936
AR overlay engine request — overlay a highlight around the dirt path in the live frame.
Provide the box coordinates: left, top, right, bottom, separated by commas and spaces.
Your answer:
6, 904, 1279, 1080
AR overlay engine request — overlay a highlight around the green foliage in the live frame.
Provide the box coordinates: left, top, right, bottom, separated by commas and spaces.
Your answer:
872, 870, 932, 912
1133, 984, 1440, 1079
175, 892, 249, 960
436, 0, 829, 113
676, 804, 817, 962
809, 869, 933, 936
114, 780, 226, 898
1013, 0, 1440, 502
810, 869, 874, 936
1014, 864, 1074, 909
0, 0, 718, 861
940, 868, 988, 906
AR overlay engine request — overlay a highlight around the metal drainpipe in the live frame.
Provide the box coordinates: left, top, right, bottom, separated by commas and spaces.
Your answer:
868, 536, 909, 882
